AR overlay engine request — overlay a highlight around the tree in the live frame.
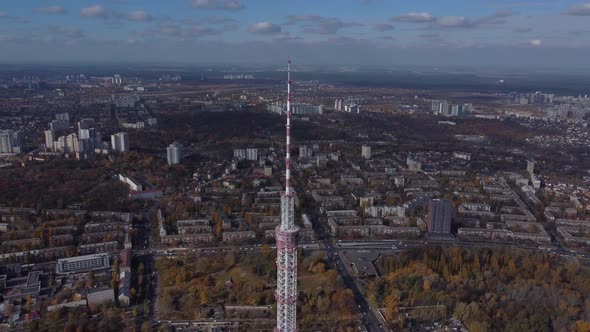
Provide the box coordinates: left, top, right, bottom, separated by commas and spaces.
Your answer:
141, 321, 152, 332
575, 321, 590, 332
261, 244, 270, 257
383, 293, 400, 321
200, 289, 208, 306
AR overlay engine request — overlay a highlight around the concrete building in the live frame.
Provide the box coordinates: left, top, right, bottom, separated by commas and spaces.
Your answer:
527, 160, 535, 175
56, 113, 70, 121
246, 148, 258, 161
0, 130, 23, 154
234, 149, 246, 160
361, 145, 371, 160
167, 142, 183, 165
234, 148, 259, 161
55, 253, 110, 274
344, 104, 360, 113
268, 102, 324, 115
222, 231, 256, 242
66, 134, 79, 153
431, 100, 441, 112
453, 152, 471, 161
118, 174, 143, 191
118, 271, 131, 307
2, 271, 42, 302
437, 101, 451, 115
78, 127, 95, 140
299, 145, 310, 159
44, 129, 55, 151
160, 234, 214, 245
407, 157, 422, 172
111, 132, 129, 152
87, 288, 115, 306
50, 119, 69, 131
427, 199, 453, 234
55, 135, 67, 153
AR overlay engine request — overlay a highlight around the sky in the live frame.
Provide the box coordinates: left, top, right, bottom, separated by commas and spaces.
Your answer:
1, 0, 590, 68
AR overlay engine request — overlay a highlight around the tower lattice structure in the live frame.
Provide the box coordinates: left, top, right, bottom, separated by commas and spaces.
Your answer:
275, 58, 299, 332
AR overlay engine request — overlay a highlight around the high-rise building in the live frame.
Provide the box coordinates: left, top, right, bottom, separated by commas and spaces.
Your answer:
55, 113, 70, 122
78, 128, 98, 152
427, 199, 453, 234
361, 145, 371, 160
0, 130, 23, 154
78, 127, 95, 140
431, 100, 441, 112
167, 142, 183, 166
0, 130, 14, 153
44, 129, 55, 151
299, 145, 310, 159
66, 134, 80, 153
334, 99, 344, 111
49, 120, 69, 131
111, 132, 129, 152
438, 101, 451, 115
527, 160, 536, 175
55, 136, 67, 153
344, 104, 360, 113
462, 103, 473, 113
234, 149, 246, 160
246, 148, 258, 161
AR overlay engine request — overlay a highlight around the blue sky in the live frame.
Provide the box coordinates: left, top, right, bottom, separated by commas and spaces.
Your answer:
1, 0, 590, 67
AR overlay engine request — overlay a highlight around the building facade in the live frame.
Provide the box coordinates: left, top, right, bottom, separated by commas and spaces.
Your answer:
0, 130, 23, 154
361, 145, 371, 160
427, 199, 453, 234
55, 253, 110, 274
167, 142, 183, 165
111, 132, 129, 152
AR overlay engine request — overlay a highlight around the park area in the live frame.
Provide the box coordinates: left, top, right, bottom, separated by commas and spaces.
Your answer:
156, 247, 360, 330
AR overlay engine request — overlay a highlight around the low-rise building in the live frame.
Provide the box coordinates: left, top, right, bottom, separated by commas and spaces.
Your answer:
87, 288, 115, 306
160, 234, 214, 245
55, 253, 110, 274
222, 231, 256, 242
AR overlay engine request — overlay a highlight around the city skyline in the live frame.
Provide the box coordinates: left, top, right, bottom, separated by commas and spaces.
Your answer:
1, 1, 590, 67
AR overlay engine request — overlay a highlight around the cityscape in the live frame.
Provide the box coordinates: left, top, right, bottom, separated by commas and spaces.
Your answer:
2, 1, 590, 332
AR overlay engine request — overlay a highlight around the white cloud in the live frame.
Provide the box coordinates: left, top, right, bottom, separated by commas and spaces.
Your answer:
529, 39, 542, 46
433, 11, 514, 29
564, 3, 590, 16
286, 15, 363, 34
37, 6, 67, 15
248, 22, 282, 34
392, 12, 435, 23
437, 16, 469, 27
191, 0, 243, 10
373, 23, 395, 32
513, 27, 532, 33
52, 26, 85, 39
128, 10, 152, 22
80, 5, 107, 18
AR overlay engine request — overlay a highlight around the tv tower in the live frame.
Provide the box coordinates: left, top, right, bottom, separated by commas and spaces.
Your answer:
275, 58, 299, 332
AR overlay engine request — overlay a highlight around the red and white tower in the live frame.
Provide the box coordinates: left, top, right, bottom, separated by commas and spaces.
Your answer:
275, 58, 299, 332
